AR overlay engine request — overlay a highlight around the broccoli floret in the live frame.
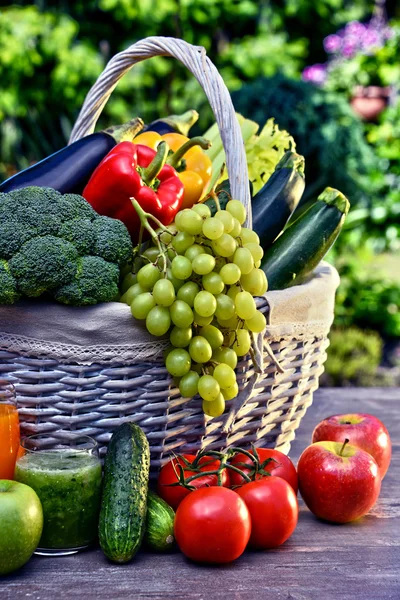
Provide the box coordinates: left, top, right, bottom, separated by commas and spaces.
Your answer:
0, 220, 38, 258
0, 187, 132, 305
53, 256, 119, 306
92, 216, 133, 265
9, 236, 78, 297
0, 260, 20, 304
59, 218, 94, 256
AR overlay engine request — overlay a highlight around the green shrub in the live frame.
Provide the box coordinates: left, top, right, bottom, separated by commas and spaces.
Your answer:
324, 327, 383, 387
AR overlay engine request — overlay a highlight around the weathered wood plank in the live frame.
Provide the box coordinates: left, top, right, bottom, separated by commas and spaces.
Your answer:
2, 388, 399, 600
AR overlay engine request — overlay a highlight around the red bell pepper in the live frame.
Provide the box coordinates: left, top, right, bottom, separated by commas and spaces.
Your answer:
83, 141, 184, 242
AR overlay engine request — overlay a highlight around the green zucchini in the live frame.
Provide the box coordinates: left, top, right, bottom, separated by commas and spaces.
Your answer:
252, 151, 305, 250
260, 187, 350, 291
98, 423, 150, 563
144, 490, 175, 552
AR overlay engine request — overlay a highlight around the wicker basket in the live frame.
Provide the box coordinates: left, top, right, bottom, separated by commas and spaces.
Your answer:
0, 37, 339, 474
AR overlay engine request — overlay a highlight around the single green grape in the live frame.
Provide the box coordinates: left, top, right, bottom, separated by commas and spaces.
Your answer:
202, 393, 225, 417
152, 278, 176, 307
230, 217, 242, 238
213, 363, 236, 389
221, 382, 239, 401
217, 315, 239, 329
159, 228, 174, 245
192, 254, 215, 275
226, 199, 246, 224
166, 268, 185, 292
130, 292, 156, 320
240, 227, 260, 245
227, 285, 241, 301
211, 233, 237, 258
240, 268, 266, 296
199, 324, 224, 349
189, 336, 213, 363
215, 210, 234, 233
121, 272, 137, 294
185, 244, 205, 261
137, 263, 161, 290
120, 283, 143, 305
193, 311, 214, 326
220, 263, 241, 285
172, 231, 195, 254
177, 281, 200, 307
179, 370, 200, 398
165, 348, 191, 377
142, 246, 160, 263
232, 328, 251, 356
170, 300, 194, 328
202, 217, 224, 240
233, 247, 254, 275
215, 293, 235, 320
178, 209, 203, 235
202, 272, 224, 295
198, 375, 220, 401
171, 255, 193, 280
194, 291, 217, 318
192, 203, 211, 218
212, 347, 238, 369
146, 306, 171, 336
170, 326, 192, 348
235, 291, 257, 320
244, 242, 263, 263
246, 310, 266, 333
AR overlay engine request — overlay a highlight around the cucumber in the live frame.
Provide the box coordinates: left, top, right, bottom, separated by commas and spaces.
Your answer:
252, 151, 305, 250
144, 490, 175, 552
98, 423, 150, 563
260, 187, 350, 291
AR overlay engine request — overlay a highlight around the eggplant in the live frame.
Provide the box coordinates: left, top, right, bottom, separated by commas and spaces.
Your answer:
252, 151, 305, 250
0, 118, 143, 195
143, 110, 199, 136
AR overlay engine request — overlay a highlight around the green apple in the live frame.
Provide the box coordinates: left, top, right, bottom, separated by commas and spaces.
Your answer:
0, 480, 43, 576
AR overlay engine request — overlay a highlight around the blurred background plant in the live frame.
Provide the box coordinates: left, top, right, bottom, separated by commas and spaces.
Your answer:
0, 0, 399, 386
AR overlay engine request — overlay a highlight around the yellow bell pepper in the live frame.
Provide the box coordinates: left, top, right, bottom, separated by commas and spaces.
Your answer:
134, 131, 212, 209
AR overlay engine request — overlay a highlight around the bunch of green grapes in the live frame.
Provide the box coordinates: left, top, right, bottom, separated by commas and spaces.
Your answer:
120, 200, 267, 418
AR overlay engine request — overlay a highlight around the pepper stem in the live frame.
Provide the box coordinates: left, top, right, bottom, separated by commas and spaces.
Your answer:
168, 137, 212, 169
141, 141, 169, 186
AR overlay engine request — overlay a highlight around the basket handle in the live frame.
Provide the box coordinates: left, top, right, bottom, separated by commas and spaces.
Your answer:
69, 36, 251, 225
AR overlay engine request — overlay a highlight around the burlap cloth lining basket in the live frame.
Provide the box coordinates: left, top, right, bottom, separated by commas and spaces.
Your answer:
0, 37, 340, 473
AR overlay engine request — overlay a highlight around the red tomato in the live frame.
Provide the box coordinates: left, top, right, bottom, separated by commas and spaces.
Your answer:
174, 487, 251, 563
229, 448, 298, 493
236, 477, 298, 549
157, 453, 230, 510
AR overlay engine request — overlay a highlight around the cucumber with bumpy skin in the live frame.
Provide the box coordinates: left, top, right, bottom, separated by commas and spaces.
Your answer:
144, 490, 175, 552
98, 423, 150, 563
252, 151, 305, 250
260, 187, 350, 291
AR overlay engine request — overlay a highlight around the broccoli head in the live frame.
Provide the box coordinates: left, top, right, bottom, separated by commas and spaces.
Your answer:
0, 259, 20, 304
92, 216, 133, 265
0, 186, 133, 306
9, 236, 79, 297
54, 256, 120, 305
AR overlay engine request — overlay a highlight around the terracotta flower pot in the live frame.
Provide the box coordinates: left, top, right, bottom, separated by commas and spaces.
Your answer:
351, 86, 391, 121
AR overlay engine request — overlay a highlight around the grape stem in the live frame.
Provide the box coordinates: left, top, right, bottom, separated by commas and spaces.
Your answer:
131, 198, 172, 276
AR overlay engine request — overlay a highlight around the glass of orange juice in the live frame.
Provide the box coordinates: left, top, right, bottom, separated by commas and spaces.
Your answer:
0, 379, 20, 480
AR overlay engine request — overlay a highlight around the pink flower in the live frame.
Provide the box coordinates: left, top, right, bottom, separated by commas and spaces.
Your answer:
324, 34, 342, 54
302, 64, 327, 85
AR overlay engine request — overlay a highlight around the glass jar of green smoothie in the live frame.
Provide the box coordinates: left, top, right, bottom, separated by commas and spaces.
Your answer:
15, 434, 102, 556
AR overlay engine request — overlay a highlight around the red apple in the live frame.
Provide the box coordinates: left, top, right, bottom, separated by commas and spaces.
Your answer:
297, 440, 381, 523
312, 413, 391, 479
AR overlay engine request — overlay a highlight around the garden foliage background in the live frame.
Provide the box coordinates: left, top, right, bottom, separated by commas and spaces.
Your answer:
1, 0, 399, 385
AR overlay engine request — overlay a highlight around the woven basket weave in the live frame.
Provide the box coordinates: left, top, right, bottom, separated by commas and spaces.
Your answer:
0, 37, 339, 473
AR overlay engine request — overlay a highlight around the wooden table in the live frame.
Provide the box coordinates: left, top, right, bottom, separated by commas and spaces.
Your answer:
2, 388, 399, 599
